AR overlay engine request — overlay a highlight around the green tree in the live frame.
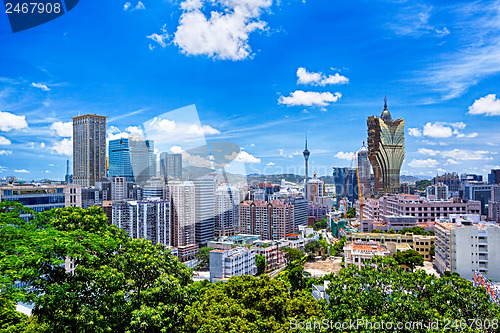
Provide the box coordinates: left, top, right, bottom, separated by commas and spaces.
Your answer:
255, 255, 266, 275
330, 236, 346, 256
183, 275, 323, 332
415, 179, 431, 191
429, 244, 435, 257
304, 240, 321, 254
400, 226, 432, 236
346, 207, 356, 218
196, 247, 213, 269
0, 204, 194, 333
370, 229, 383, 233
313, 217, 328, 231
393, 249, 424, 272
282, 247, 303, 263
387, 228, 396, 234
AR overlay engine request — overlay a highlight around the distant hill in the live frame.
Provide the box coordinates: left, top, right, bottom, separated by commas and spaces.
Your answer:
400, 175, 422, 183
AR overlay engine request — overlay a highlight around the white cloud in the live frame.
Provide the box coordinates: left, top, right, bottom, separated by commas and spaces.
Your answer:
388, 4, 449, 38
227, 151, 261, 163
50, 121, 72, 137
148, 117, 220, 137
408, 158, 439, 168
31, 82, 50, 91
468, 94, 500, 116
170, 146, 184, 154
335, 151, 354, 161
437, 168, 446, 173
408, 128, 422, 137
441, 149, 490, 161
423, 122, 453, 138
147, 24, 169, 49
278, 90, 341, 107
45, 170, 50, 173
171, 0, 272, 60
40, 142, 45, 148
417, 148, 440, 156
50, 138, 72, 156
124, 1, 144, 11
14, 169, 30, 173
297, 67, 349, 86
49, 163, 55, 167
446, 159, 459, 165
266, 161, 274, 166
126, 126, 144, 137
0, 150, 12, 155
0, 111, 28, 132
123, 2, 131, 10
0, 136, 11, 145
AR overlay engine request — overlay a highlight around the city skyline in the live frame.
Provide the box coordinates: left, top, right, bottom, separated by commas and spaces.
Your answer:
1, 0, 500, 180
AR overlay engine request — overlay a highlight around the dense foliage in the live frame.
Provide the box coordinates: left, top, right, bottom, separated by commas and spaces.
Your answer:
345, 207, 356, 219
196, 247, 213, 269
313, 218, 328, 231
255, 254, 266, 275
393, 249, 424, 272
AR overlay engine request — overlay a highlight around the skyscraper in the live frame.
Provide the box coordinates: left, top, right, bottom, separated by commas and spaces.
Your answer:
169, 180, 196, 247
214, 185, 240, 237
159, 153, 182, 179
72, 114, 107, 187
357, 142, 371, 197
303, 135, 310, 200
108, 136, 155, 185
193, 175, 216, 247
367, 97, 405, 194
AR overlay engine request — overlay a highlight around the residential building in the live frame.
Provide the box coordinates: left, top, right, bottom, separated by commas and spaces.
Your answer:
286, 196, 308, 229
357, 142, 371, 197
239, 199, 295, 240
426, 184, 449, 200
159, 153, 182, 179
214, 185, 240, 237
209, 247, 256, 282
169, 181, 196, 247
462, 183, 493, 216
488, 169, 500, 185
142, 177, 168, 200
72, 114, 107, 187
433, 173, 460, 194
367, 97, 405, 194
435, 221, 500, 281
111, 198, 171, 246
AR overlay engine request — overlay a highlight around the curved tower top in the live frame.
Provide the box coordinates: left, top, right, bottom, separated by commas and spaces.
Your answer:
380, 96, 393, 122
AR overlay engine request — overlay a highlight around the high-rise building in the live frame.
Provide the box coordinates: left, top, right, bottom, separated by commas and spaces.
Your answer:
461, 173, 483, 183
215, 185, 240, 237
111, 198, 171, 247
488, 169, 500, 185
65, 159, 73, 184
169, 180, 196, 247
286, 196, 308, 229
109, 136, 155, 185
332, 167, 358, 204
367, 97, 405, 194
357, 142, 371, 197
72, 114, 107, 187
193, 176, 216, 247
142, 177, 168, 200
303, 135, 310, 200
239, 199, 295, 240
159, 153, 182, 179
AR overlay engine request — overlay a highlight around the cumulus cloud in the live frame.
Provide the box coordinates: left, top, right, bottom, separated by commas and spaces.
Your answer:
170, 146, 184, 154
126, 126, 145, 137
168, 0, 272, 60
14, 169, 30, 173
296, 67, 349, 86
0, 111, 28, 132
279, 90, 341, 107
409, 121, 476, 139
226, 151, 260, 163
266, 161, 274, 166
147, 24, 169, 49
468, 94, 500, 116
441, 149, 490, 161
148, 117, 220, 137
50, 138, 72, 156
417, 148, 440, 156
335, 151, 354, 161
408, 158, 439, 168
50, 121, 72, 137
0, 136, 11, 145
31, 82, 50, 91
0, 150, 12, 155
446, 159, 459, 165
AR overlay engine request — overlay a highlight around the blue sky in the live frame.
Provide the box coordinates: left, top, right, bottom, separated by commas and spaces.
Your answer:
1, 0, 500, 180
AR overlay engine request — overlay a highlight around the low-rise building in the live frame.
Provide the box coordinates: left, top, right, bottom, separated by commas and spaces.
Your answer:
0, 184, 82, 212
343, 241, 391, 268
209, 247, 256, 282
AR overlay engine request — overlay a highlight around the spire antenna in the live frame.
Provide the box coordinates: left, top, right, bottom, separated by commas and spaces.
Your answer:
384, 95, 387, 110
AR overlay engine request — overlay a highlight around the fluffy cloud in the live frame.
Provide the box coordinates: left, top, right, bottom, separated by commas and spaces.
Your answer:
279, 91, 341, 107
50, 121, 72, 137
147, 24, 169, 49
14, 169, 30, 173
126, 126, 144, 137
266, 161, 274, 166
468, 94, 500, 116
31, 82, 50, 91
408, 158, 439, 168
168, 0, 272, 60
409, 121, 476, 139
0, 136, 11, 145
170, 146, 184, 154
50, 138, 72, 156
417, 148, 440, 156
0, 150, 12, 155
297, 67, 349, 86
227, 151, 260, 163
335, 151, 354, 161
441, 149, 490, 161
0, 111, 28, 132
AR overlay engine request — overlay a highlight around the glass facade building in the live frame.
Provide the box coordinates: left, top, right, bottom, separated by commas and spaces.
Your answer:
108, 136, 155, 185
367, 99, 405, 194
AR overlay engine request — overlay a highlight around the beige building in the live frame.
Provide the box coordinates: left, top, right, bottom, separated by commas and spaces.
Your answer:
344, 241, 391, 268
239, 199, 295, 240
168, 181, 196, 247
346, 232, 435, 261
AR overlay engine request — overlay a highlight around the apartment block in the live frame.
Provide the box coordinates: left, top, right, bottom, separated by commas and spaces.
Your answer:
209, 247, 256, 282
239, 199, 295, 240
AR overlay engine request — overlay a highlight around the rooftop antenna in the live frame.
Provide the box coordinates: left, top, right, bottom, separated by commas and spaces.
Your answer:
384, 95, 387, 110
